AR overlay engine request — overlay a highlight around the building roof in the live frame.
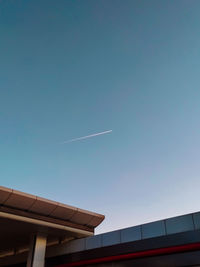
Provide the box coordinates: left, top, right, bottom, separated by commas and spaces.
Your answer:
0, 186, 104, 230
0, 186, 105, 260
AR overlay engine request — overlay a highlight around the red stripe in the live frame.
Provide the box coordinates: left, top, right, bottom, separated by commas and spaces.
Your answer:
56, 242, 200, 267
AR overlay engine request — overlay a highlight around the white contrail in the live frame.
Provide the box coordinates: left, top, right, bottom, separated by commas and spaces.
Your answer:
62, 130, 112, 144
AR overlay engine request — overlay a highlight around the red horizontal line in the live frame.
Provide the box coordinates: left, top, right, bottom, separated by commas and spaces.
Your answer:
56, 242, 200, 267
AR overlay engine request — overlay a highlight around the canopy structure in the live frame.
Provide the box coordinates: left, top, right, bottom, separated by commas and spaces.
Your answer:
0, 186, 105, 267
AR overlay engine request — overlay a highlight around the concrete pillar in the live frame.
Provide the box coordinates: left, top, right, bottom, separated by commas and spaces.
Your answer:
27, 233, 47, 267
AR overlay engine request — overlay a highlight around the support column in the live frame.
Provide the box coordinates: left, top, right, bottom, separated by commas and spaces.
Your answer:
27, 233, 47, 267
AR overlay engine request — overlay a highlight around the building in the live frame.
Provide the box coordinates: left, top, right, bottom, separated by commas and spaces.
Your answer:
1, 186, 200, 267
0, 186, 104, 267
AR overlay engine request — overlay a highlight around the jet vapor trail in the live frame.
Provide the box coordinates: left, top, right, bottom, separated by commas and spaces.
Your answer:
63, 130, 112, 144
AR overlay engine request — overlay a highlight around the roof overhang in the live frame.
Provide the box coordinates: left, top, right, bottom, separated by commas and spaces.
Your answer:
0, 186, 105, 256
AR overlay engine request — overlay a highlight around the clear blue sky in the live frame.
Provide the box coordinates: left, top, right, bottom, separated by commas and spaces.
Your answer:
1, 0, 200, 233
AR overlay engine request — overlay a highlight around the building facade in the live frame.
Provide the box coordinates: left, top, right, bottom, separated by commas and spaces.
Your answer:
1, 186, 200, 267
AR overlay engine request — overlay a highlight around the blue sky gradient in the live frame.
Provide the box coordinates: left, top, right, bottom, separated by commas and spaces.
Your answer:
1, 0, 200, 233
